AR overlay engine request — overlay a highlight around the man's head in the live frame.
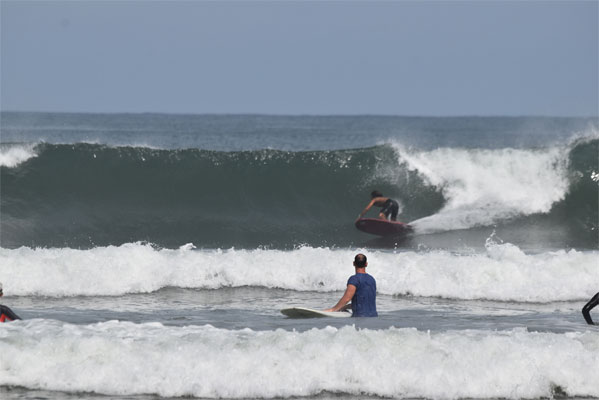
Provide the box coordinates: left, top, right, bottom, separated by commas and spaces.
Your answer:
371, 190, 383, 198
354, 253, 367, 268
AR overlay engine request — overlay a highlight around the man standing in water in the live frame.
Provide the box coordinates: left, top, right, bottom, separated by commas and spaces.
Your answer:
356, 190, 400, 222
0, 282, 21, 322
325, 254, 377, 317
582, 292, 599, 325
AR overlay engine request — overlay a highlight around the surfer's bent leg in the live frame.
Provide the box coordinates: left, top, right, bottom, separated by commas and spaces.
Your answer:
380, 199, 394, 221
582, 292, 599, 325
389, 200, 399, 221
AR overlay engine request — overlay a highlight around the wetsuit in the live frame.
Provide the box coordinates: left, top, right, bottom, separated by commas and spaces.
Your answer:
348, 273, 378, 317
582, 292, 599, 325
0, 305, 21, 322
380, 199, 399, 221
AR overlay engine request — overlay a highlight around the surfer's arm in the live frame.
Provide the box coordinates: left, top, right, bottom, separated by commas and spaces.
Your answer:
325, 284, 356, 312
582, 292, 599, 325
357, 200, 376, 221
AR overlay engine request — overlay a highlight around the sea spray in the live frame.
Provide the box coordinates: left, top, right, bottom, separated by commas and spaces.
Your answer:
0, 143, 38, 168
395, 145, 570, 232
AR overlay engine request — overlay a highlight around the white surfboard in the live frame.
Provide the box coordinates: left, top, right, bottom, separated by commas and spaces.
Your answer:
280, 307, 352, 318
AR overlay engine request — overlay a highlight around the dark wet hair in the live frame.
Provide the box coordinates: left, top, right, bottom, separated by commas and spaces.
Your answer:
354, 253, 367, 268
371, 190, 383, 198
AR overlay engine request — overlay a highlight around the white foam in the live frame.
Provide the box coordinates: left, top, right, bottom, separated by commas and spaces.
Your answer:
1, 243, 596, 302
393, 144, 570, 233
0, 143, 38, 168
0, 320, 597, 398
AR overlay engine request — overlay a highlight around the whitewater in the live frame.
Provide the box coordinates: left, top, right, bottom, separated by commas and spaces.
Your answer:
1, 242, 597, 302
1, 112, 598, 400
1, 322, 598, 399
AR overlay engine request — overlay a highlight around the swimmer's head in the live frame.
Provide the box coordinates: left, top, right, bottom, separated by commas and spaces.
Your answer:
354, 253, 367, 268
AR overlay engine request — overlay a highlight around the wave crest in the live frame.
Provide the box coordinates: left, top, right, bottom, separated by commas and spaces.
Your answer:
1, 140, 596, 248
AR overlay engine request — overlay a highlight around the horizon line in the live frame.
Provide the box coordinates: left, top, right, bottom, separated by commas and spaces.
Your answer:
2, 110, 598, 119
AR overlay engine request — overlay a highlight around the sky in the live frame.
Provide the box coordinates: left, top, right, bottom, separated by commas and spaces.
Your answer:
1, 1, 597, 116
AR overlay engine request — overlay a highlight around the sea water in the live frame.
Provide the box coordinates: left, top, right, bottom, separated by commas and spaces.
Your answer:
1, 112, 598, 399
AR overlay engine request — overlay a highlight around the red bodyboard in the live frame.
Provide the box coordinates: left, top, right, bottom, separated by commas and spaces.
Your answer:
355, 218, 413, 237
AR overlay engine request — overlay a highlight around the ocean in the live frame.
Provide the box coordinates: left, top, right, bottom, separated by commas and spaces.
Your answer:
0, 112, 598, 400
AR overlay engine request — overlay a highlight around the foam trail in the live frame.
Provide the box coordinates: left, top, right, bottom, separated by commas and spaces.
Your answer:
0, 321, 597, 399
0, 143, 38, 168
1, 243, 597, 302
394, 145, 570, 233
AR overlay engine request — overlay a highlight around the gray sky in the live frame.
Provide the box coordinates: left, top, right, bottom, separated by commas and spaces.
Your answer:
1, 1, 597, 116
